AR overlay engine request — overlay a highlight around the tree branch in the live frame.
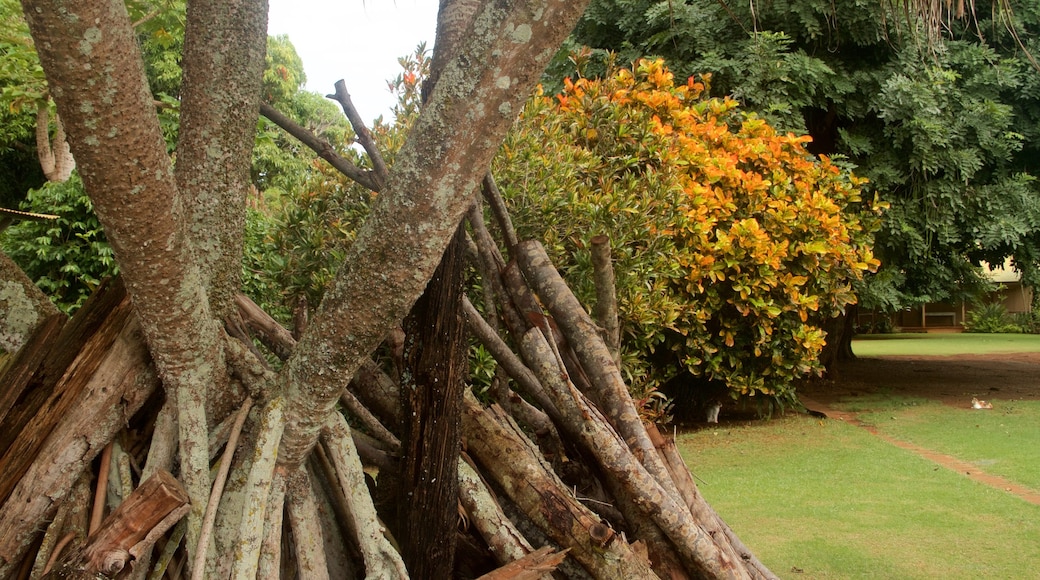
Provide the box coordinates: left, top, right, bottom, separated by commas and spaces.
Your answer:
328, 81, 389, 187
272, 0, 591, 474
259, 102, 381, 192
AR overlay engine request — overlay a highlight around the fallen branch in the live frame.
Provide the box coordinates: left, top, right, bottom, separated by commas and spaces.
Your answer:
322, 412, 408, 579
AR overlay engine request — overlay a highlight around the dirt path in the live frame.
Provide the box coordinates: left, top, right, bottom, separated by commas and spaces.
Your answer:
798, 352, 1040, 505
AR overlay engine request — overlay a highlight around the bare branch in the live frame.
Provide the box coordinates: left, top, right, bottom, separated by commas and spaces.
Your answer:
328, 81, 389, 187
259, 102, 382, 192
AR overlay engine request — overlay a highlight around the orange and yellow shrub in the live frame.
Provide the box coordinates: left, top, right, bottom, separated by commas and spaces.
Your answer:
494, 58, 883, 400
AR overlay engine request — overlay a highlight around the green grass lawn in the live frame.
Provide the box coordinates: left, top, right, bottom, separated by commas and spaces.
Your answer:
852, 332, 1040, 357
678, 415, 1040, 578
842, 397, 1040, 492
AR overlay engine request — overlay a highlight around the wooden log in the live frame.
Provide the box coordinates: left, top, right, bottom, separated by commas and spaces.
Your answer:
457, 457, 535, 567
285, 468, 331, 580
589, 235, 620, 368
519, 328, 746, 579
43, 470, 189, 579
0, 292, 159, 577
461, 393, 659, 579
648, 425, 776, 580
322, 412, 407, 579
0, 312, 64, 428
0, 278, 126, 490
514, 242, 683, 499
475, 545, 567, 580
235, 293, 295, 361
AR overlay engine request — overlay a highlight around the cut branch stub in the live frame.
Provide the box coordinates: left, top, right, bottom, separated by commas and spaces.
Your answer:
46, 470, 188, 579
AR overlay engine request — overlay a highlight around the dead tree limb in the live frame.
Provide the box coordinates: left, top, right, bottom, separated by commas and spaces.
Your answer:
461, 393, 659, 579
520, 328, 744, 579
328, 81, 390, 186
322, 412, 408, 579
258, 102, 381, 192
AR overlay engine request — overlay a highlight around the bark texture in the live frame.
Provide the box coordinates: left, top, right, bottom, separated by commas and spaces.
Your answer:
177, 0, 269, 318
20, 0, 223, 557
273, 0, 591, 472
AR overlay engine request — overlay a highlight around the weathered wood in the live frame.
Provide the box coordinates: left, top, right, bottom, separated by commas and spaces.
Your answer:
461, 393, 659, 579
589, 235, 621, 368
648, 424, 776, 580
235, 293, 295, 361
0, 312, 64, 429
0, 288, 159, 578
44, 470, 189, 579
286, 468, 331, 580
322, 412, 407, 579
475, 545, 566, 580
458, 457, 535, 567
519, 328, 744, 579
515, 242, 685, 502
0, 278, 126, 482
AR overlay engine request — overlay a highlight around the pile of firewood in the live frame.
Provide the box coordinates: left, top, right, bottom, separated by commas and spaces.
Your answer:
0, 179, 774, 578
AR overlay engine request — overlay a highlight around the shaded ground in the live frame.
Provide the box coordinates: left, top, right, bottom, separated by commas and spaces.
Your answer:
800, 351, 1040, 408
797, 351, 1040, 505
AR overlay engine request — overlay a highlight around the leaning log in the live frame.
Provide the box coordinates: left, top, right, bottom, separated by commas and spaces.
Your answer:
0, 281, 159, 577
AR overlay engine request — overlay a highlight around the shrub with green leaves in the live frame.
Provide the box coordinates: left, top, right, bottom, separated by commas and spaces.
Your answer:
1, 174, 116, 313
494, 59, 882, 400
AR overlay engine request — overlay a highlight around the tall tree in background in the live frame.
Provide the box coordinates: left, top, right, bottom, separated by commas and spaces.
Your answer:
567, 0, 1040, 316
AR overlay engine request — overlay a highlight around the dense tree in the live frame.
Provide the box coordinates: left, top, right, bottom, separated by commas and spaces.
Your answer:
567, 0, 1040, 315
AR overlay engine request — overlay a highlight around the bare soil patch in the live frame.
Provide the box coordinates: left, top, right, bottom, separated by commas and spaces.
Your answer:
800, 351, 1040, 408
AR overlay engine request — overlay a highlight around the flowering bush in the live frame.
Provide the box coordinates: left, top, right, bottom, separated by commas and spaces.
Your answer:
494, 58, 882, 400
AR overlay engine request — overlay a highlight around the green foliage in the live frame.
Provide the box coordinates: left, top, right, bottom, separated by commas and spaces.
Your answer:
0, 175, 116, 313
569, 0, 1040, 313
243, 45, 430, 320
964, 302, 1027, 333
495, 59, 881, 399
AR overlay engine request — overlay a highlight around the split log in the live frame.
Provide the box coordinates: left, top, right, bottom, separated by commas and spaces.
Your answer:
43, 470, 189, 579
0, 284, 159, 578
476, 545, 567, 580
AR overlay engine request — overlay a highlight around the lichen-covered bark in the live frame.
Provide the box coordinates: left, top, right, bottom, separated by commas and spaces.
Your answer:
176, 0, 268, 318
0, 250, 60, 354
274, 0, 591, 473
20, 0, 223, 559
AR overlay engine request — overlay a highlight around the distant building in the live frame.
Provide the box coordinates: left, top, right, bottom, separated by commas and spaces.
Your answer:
860, 259, 1033, 333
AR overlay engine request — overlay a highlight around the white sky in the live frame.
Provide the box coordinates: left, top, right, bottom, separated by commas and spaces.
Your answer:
267, 0, 439, 122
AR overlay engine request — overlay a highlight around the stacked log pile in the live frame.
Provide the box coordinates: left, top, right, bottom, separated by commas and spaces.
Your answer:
0, 185, 774, 577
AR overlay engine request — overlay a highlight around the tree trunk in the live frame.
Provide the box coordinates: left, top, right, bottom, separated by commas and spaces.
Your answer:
20, 0, 225, 556
177, 0, 269, 319
398, 225, 468, 576
394, 1, 483, 572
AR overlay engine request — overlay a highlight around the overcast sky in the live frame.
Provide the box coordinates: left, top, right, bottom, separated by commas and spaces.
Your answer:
267, 0, 439, 122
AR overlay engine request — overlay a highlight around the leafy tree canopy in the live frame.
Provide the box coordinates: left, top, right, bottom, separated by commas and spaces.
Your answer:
564, 0, 1040, 311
